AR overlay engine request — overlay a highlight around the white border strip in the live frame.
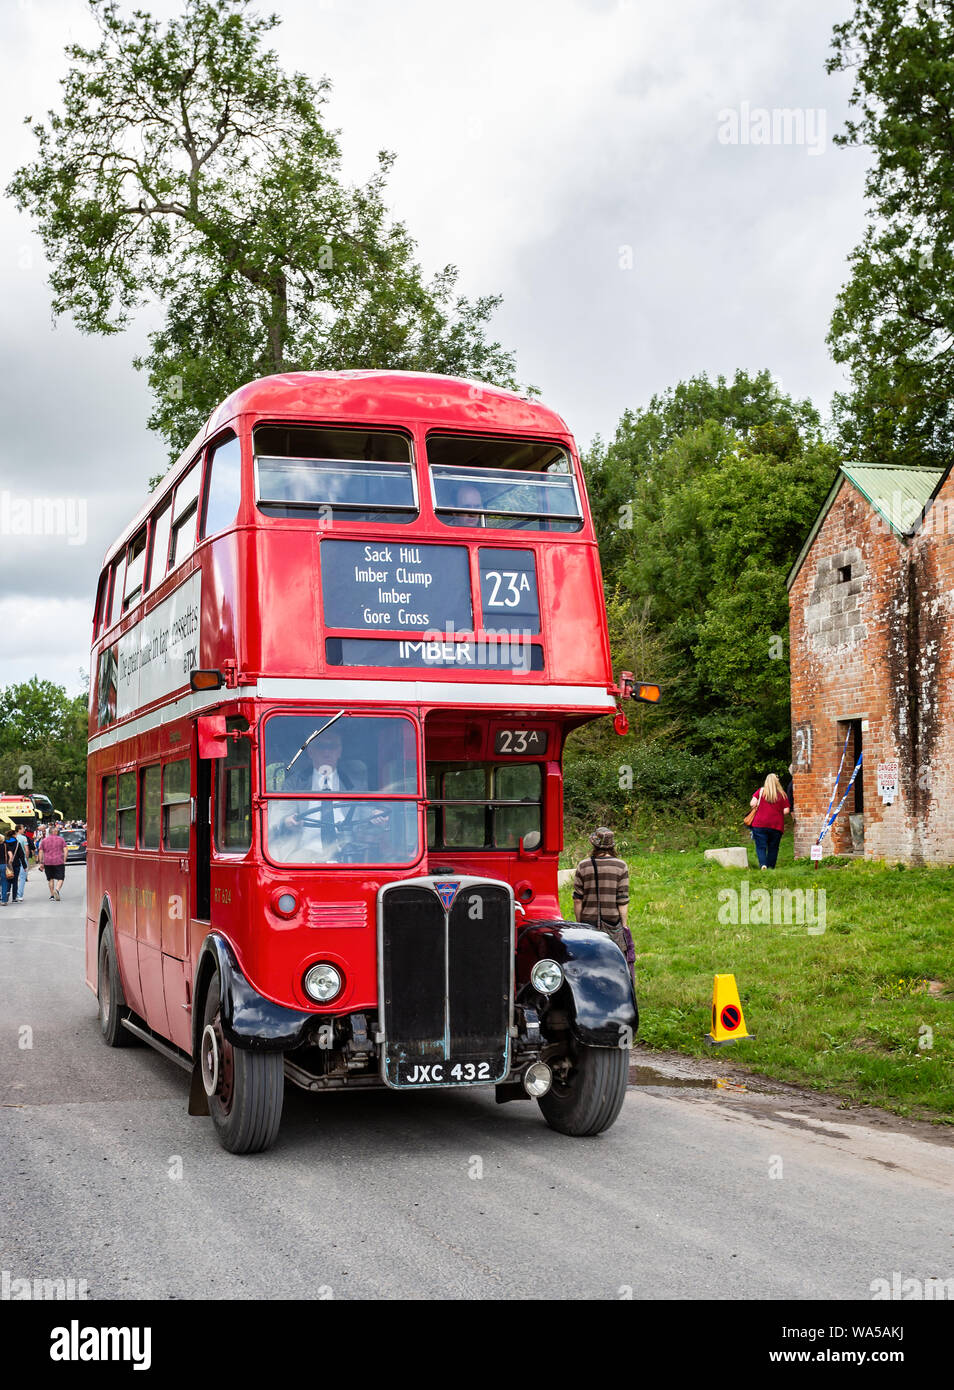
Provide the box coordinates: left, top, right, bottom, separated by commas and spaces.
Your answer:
87, 678, 616, 754
257, 678, 615, 708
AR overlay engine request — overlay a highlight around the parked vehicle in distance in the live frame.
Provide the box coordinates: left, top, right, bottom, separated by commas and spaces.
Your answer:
61, 829, 87, 864
0, 793, 64, 830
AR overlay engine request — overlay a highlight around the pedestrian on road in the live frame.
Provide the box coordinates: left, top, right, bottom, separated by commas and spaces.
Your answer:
2, 829, 27, 905
39, 822, 67, 900
748, 772, 791, 870
572, 826, 634, 981
14, 828, 30, 901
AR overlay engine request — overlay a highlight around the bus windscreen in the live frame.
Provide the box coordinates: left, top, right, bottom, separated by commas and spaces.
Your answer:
262, 714, 420, 866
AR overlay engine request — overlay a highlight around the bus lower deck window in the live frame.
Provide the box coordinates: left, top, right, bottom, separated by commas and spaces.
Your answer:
162, 758, 191, 851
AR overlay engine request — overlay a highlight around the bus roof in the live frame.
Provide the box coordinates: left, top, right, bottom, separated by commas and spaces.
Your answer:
106, 372, 570, 568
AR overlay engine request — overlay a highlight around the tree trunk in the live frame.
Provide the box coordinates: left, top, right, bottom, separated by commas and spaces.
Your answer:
267, 273, 288, 373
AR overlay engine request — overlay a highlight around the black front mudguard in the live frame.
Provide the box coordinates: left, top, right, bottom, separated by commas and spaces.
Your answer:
516, 921, 638, 1046
192, 932, 318, 1057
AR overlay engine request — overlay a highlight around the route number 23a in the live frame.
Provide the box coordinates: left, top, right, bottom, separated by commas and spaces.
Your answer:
485, 570, 530, 608
498, 730, 531, 753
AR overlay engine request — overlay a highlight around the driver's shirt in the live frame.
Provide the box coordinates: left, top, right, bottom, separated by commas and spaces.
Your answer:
310, 764, 351, 848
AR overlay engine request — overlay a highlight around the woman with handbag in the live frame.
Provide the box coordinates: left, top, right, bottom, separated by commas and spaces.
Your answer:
746, 773, 790, 870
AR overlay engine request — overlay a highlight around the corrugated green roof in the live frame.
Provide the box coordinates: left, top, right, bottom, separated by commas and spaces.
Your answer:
840, 463, 945, 535
786, 462, 948, 589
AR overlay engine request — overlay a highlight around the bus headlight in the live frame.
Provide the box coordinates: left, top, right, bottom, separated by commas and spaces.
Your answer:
530, 959, 564, 995
303, 962, 343, 1003
523, 1061, 552, 1097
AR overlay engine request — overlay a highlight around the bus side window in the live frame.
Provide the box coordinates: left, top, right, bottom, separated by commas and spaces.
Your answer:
117, 772, 137, 847
148, 501, 172, 592
169, 463, 201, 570
105, 554, 125, 630
93, 570, 109, 639
216, 717, 251, 852
202, 435, 242, 540
162, 759, 191, 851
140, 765, 161, 849
101, 776, 117, 846
123, 527, 148, 611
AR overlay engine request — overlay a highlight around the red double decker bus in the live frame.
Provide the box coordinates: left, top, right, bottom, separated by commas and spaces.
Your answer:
87, 371, 654, 1153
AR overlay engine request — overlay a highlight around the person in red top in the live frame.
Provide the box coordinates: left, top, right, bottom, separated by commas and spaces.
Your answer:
38, 823, 67, 900
749, 773, 791, 869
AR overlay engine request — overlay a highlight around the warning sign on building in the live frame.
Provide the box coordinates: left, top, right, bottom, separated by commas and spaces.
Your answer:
877, 760, 899, 805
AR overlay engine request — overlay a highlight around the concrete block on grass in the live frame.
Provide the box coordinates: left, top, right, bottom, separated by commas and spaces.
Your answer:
703, 847, 750, 869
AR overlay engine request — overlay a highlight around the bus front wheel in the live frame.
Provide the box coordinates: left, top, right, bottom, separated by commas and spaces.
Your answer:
537, 1041, 629, 1137
200, 974, 284, 1154
97, 922, 135, 1047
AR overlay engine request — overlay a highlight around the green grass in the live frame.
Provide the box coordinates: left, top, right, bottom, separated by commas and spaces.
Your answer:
559, 833, 954, 1121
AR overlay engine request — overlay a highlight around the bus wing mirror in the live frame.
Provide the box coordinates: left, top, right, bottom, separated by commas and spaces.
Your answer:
197, 715, 229, 759
620, 672, 660, 704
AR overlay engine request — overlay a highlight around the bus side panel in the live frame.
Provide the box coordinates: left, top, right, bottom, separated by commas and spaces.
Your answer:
85, 849, 145, 1019
115, 884, 145, 1019
201, 532, 243, 675
161, 955, 192, 1054
540, 545, 613, 685
135, 852, 171, 1041
253, 530, 321, 678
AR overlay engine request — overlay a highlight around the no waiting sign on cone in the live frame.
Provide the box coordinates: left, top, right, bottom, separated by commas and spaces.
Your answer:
706, 974, 754, 1045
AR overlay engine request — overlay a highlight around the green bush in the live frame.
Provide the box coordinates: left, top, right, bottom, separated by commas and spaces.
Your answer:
563, 744, 725, 827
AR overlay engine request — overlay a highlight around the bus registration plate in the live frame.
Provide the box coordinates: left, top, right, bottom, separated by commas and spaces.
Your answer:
398, 1059, 495, 1085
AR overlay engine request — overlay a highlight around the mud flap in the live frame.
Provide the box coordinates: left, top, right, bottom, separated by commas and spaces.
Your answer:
187, 1063, 210, 1116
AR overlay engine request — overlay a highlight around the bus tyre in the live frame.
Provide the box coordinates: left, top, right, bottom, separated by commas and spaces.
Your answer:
537, 1042, 629, 1137
201, 975, 284, 1155
97, 923, 135, 1047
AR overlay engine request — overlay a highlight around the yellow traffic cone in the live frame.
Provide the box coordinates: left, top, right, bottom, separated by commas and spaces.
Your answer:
706, 974, 754, 1045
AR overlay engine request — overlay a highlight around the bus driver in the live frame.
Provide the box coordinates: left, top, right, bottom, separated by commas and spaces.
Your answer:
274, 729, 391, 862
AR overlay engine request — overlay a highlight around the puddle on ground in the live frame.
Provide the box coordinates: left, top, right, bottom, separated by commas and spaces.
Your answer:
628, 1064, 747, 1092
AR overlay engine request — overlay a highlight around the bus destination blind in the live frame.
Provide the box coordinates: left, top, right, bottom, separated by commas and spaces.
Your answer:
321, 540, 472, 631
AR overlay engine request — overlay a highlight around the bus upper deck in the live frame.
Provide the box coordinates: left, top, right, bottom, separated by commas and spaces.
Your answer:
89, 371, 616, 740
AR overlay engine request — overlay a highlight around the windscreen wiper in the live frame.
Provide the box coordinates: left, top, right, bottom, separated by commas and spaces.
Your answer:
285, 710, 345, 773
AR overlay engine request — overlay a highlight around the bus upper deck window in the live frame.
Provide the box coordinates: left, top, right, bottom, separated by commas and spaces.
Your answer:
202, 434, 242, 540
254, 425, 416, 525
123, 528, 148, 611
170, 462, 201, 568
148, 501, 171, 592
428, 434, 583, 533
105, 554, 125, 629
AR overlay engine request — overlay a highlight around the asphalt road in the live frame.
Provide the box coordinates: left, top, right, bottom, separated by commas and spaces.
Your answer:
2, 869, 952, 1300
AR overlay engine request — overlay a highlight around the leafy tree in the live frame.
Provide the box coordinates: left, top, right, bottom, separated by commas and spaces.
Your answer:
0, 680, 88, 818
582, 373, 839, 791
827, 0, 954, 467
8, 0, 524, 458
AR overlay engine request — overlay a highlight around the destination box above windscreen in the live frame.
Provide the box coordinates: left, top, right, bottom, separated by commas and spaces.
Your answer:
319, 540, 543, 636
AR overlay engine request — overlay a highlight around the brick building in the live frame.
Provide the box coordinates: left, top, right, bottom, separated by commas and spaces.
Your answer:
786, 462, 954, 863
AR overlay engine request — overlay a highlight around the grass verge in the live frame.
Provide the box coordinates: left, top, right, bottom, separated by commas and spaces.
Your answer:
559, 831, 954, 1122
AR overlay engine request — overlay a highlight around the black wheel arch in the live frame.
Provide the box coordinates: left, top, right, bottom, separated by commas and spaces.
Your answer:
517, 920, 638, 1046
191, 932, 320, 1059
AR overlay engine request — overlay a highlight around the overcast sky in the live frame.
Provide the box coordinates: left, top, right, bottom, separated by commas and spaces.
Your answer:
0, 0, 864, 695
